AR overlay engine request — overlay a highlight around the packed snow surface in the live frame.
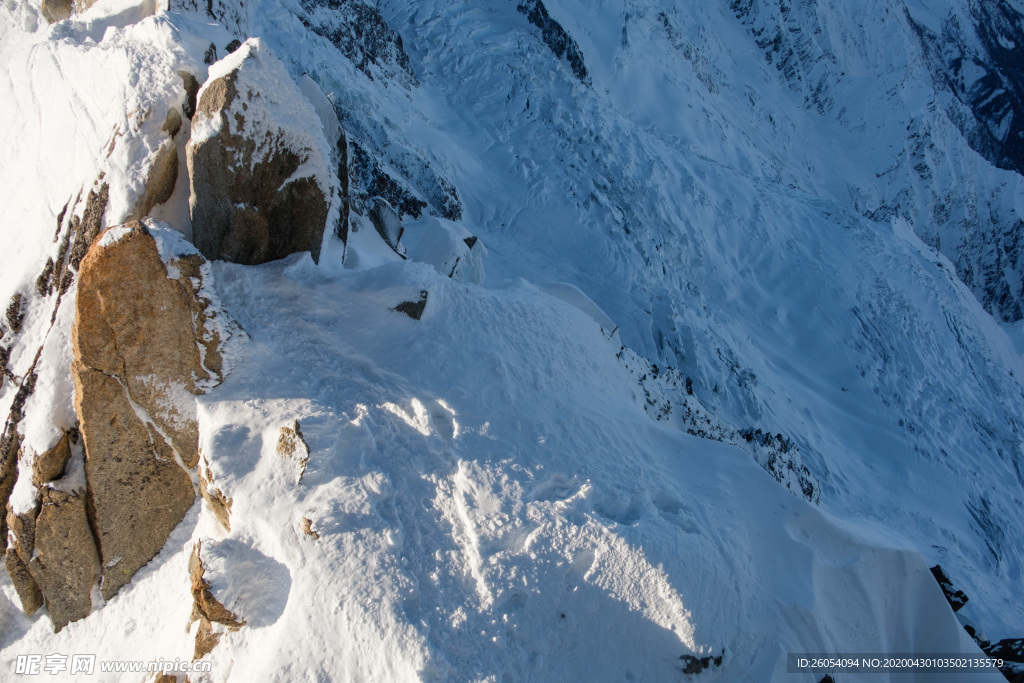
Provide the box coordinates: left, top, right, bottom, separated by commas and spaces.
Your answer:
0, 0, 1022, 681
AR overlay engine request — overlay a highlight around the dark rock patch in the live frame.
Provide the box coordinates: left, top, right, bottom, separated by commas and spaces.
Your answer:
517, 0, 591, 85
930, 565, 969, 612
394, 291, 428, 320
295, 0, 416, 85
187, 41, 330, 265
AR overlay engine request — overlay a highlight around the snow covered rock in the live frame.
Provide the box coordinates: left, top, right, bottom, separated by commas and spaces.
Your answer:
189, 541, 245, 659
130, 108, 182, 221
186, 38, 335, 265
408, 216, 484, 283
71, 221, 233, 602
4, 430, 100, 631
368, 196, 405, 257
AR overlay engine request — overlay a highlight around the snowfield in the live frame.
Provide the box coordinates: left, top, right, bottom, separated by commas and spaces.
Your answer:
0, 0, 1021, 681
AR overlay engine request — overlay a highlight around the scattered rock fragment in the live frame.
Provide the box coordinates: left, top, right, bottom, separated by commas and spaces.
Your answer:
277, 420, 309, 484
680, 650, 723, 675
301, 517, 319, 540
5, 294, 23, 334
198, 460, 232, 532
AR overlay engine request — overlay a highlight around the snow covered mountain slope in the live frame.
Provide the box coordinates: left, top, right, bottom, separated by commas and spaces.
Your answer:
0, 0, 1022, 680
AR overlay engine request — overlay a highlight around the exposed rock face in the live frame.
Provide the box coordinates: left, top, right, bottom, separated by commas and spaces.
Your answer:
930, 565, 969, 612
39, 0, 72, 24
276, 420, 309, 484
4, 431, 101, 631
189, 541, 244, 659
198, 458, 232, 532
131, 109, 182, 220
517, 0, 590, 85
295, 0, 417, 86
68, 181, 110, 271
187, 39, 332, 265
73, 221, 229, 600
29, 488, 101, 632
5, 548, 42, 615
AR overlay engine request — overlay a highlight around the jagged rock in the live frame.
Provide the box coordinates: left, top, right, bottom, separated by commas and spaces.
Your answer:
3, 430, 97, 627
930, 565, 969, 612
73, 221, 229, 600
198, 461, 232, 532
40, 0, 71, 24
7, 503, 36, 564
187, 39, 332, 265
32, 432, 71, 486
29, 488, 100, 632
68, 181, 109, 271
75, 367, 195, 601
35, 258, 55, 297
0, 367, 35, 549
6, 293, 23, 334
132, 139, 178, 219
349, 141, 428, 220
131, 110, 182, 220
189, 541, 244, 660
169, 0, 250, 39
680, 650, 723, 675
301, 517, 319, 540
394, 290, 428, 320
295, 0, 417, 86
517, 0, 591, 85
178, 71, 200, 120
6, 497, 43, 616
276, 420, 309, 484
368, 197, 405, 257
5, 548, 42, 615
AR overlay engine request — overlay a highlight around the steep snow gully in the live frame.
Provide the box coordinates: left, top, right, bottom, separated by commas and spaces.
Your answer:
0, 0, 1022, 681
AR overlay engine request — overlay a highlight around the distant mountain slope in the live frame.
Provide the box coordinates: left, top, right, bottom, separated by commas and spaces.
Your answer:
0, 0, 1020, 680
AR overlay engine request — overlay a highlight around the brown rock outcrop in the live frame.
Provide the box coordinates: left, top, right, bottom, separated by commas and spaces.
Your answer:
40, 0, 71, 23
5, 548, 43, 615
131, 109, 183, 220
198, 460, 232, 532
4, 431, 102, 630
186, 39, 331, 265
189, 541, 244, 659
29, 488, 101, 632
73, 221, 227, 600
276, 420, 309, 484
